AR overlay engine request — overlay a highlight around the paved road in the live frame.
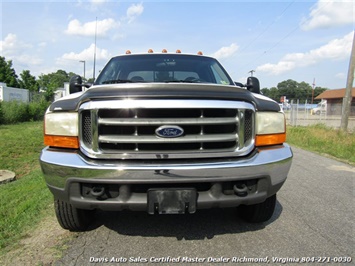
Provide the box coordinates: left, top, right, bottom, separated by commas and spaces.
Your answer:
56, 147, 354, 265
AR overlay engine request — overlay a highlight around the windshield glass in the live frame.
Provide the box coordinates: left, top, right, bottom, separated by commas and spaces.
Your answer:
95, 54, 234, 85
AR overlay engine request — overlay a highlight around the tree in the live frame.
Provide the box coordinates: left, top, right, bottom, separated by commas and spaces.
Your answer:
261, 79, 328, 103
19, 70, 39, 92
0, 56, 20, 88
277, 79, 327, 104
38, 70, 79, 101
86, 77, 95, 83
261, 88, 269, 96
262, 87, 280, 102
277, 79, 298, 101
295, 81, 312, 102
38, 73, 53, 101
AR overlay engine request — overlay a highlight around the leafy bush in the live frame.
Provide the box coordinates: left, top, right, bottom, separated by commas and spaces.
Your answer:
0, 102, 3, 124
28, 99, 49, 121
0, 99, 50, 124
1, 101, 29, 124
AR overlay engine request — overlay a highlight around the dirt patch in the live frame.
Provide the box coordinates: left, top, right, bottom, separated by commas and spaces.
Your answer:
0, 212, 76, 266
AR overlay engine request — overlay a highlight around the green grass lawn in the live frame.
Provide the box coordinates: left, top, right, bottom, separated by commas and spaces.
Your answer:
0, 121, 52, 254
287, 124, 355, 165
0, 121, 44, 178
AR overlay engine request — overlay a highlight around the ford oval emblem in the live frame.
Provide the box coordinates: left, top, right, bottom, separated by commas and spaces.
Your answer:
155, 125, 184, 138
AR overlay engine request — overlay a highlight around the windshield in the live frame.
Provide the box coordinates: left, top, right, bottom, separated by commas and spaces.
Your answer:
95, 54, 234, 85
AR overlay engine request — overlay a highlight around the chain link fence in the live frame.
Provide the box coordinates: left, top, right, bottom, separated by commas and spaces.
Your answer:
284, 99, 355, 132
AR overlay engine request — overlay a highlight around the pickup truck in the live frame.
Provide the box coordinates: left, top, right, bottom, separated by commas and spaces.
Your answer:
40, 50, 293, 231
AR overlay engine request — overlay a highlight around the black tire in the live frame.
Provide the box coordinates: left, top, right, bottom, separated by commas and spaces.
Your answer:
54, 199, 94, 231
238, 194, 276, 223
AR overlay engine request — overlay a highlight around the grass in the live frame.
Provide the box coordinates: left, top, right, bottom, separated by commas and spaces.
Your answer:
0, 121, 44, 178
287, 124, 355, 165
0, 121, 52, 254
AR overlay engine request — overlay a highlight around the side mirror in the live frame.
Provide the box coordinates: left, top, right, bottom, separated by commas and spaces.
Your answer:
246, 77, 260, 94
69, 75, 83, 94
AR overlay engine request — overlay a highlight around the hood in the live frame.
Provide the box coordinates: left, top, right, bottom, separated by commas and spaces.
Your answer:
49, 83, 280, 112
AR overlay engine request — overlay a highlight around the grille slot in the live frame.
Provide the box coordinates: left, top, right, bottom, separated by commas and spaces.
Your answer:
244, 110, 253, 145
82, 111, 92, 145
79, 100, 255, 159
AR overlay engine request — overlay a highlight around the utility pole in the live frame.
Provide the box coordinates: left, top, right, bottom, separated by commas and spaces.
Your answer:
311, 78, 315, 104
340, 31, 355, 132
79, 60, 86, 80
249, 70, 255, 77
93, 17, 97, 80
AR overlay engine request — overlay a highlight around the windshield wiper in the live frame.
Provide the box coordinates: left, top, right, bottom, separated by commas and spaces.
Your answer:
164, 80, 201, 83
102, 79, 134, 84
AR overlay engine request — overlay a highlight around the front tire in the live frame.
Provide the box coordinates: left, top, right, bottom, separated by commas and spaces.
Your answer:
54, 199, 94, 231
238, 194, 276, 223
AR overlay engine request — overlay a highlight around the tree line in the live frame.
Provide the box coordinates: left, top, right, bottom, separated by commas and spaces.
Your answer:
1, 56, 328, 103
261, 80, 328, 104
0, 56, 84, 101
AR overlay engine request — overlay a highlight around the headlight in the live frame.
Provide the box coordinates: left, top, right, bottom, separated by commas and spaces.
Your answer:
255, 112, 286, 146
256, 112, 285, 134
44, 112, 79, 148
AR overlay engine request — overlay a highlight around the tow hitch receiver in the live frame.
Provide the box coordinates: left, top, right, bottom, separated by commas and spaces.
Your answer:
148, 188, 197, 214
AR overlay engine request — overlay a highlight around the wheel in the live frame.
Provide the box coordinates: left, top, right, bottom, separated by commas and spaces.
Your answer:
54, 199, 94, 231
238, 194, 276, 223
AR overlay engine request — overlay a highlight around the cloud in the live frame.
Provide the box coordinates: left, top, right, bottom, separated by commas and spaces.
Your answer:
301, 0, 354, 31
90, 0, 107, 5
211, 43, 239, 60
65, 3, 143, 38
126, 3, 144, 23
335, 73, 346, 79
0, 33, 42, 65
256, 31, 353, 75
38, 42, 47, 48
1, 33, 32, 52
65, 18, 119, 37
57, 43, 111, 63
76, 0, 108, 11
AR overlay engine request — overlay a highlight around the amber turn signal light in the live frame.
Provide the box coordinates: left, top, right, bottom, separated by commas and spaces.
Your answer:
44, 135, 79, 149
255, 133, 286, 147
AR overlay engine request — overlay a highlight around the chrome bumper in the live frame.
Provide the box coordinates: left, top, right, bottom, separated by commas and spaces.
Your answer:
40, 144, 292, 211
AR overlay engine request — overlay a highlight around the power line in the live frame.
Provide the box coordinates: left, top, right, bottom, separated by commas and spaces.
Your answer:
245, 1, 333, 71
238, 1, 295, 54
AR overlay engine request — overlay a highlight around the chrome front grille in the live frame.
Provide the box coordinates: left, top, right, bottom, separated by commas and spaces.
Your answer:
79, 100, 255, 159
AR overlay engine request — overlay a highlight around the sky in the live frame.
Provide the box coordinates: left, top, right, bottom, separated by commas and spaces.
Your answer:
0, 0, 354, 90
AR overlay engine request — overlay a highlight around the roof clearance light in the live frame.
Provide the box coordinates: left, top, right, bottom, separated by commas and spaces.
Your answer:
125, 50, 131, 54
148, 49, 154, 53
162, 49, 167, 53
176, 49, 181, 53
197, 51, 203, 55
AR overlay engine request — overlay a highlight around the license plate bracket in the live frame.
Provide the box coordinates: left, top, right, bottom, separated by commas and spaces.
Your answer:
147, 188, 197, 214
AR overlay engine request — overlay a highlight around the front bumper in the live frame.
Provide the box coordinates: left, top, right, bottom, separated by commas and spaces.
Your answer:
40, 144, 292, 211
